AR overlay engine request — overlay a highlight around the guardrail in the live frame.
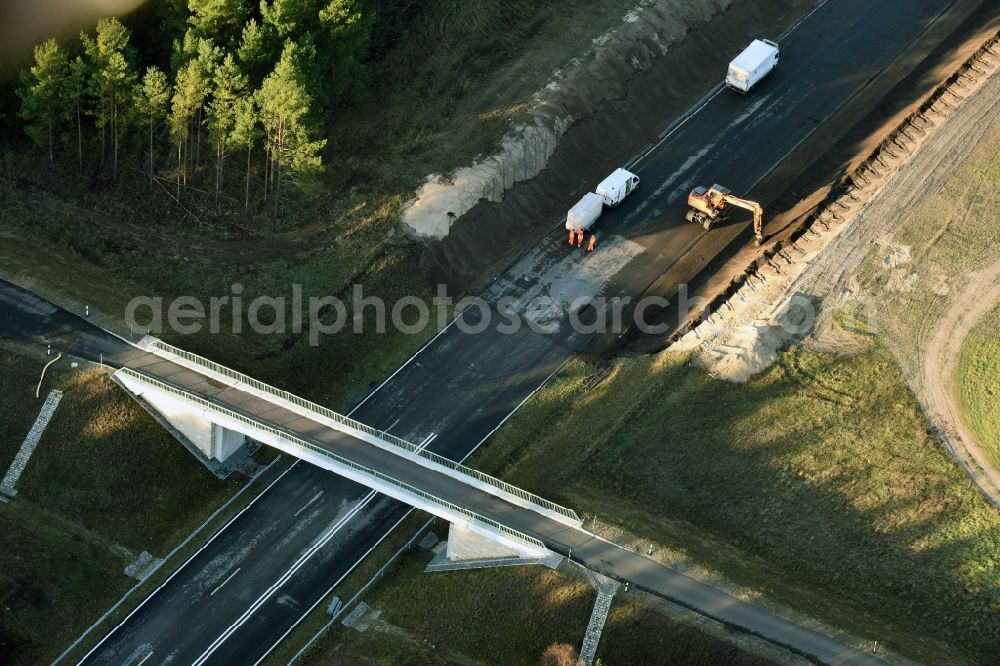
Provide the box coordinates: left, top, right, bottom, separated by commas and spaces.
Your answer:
145, 338, 580, 524
118, 367, 547, 553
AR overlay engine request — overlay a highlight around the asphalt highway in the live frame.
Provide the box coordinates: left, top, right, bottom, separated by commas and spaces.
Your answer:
1, 0, 983, 663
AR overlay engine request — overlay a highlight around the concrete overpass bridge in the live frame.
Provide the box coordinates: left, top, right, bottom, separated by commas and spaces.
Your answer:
115, 336, 581, 563
109, 336, 887, 665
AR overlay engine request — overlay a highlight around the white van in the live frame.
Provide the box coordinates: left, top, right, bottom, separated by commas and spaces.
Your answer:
595, 168, 640, 207
726, 39, 780, 93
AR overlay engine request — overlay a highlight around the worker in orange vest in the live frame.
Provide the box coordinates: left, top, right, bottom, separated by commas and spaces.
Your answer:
576, 228, 585, 247
587, 232, 597, 252
568, 228, 575, 246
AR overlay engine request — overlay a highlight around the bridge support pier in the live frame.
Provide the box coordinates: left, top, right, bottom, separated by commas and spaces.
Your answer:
114, 373, 252, 477
425, 523, 563, 572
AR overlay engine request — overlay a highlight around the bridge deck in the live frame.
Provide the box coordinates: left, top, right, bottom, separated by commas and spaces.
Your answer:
124, 351, 567, 547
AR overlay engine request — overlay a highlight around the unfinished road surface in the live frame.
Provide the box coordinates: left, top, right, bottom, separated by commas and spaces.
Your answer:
28, 0, 995, 664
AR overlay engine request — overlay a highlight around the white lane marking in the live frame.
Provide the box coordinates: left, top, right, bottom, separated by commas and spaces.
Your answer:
255, 361, 568, 663
251, 508, 416, 666
417, 433, 437, 452
348, 317, 460, 414
87, 294, 453, 663
210, 568, 242, 597
777, 0, 830, 41
190, 491, 378, 666
628, 85, 724, 169
626, 0, 830, 172
73, 461, 296, 666
385, 418, 401, 432
463, 361, 568, 462
195, 7, 845, 661
135, 652, 153, 666
293, 491, 324, 518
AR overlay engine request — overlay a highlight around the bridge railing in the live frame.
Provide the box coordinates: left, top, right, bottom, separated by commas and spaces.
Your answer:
118, 367, 548, 554
144, 338, 580, 525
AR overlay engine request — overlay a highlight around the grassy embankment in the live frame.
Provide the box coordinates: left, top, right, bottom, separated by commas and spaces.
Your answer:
265, 519, 780, 666
468, 346, 1000, 665
0, 349, 242, 664
446, 92, 1000, 665
957, 303, 1000, 469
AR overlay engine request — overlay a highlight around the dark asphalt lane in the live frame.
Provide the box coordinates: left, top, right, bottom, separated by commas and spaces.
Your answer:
8, 0, 978, 663
0, 281, 133, 364
76, 463, 404, 666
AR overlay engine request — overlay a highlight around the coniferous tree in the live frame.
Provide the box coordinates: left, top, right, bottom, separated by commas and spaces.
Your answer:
169, 61, 200, 197
207, 53, 247, 200
317, 0, 372, 104
66, 56, 89, 173
237, 18, 270, 84
135, 66, 170, 186
257, 40, 325, 216
18, 38, 69, 163
171, 31, 220, 185
81, 18, 136, 183
260, 0, 310, 40
187, 0, 248, 43
6, 0, 375, 213
229, 95, 258, 211
104, 52, 136, 183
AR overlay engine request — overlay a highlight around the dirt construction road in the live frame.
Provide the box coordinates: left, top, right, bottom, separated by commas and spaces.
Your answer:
923, 259, 1000, 508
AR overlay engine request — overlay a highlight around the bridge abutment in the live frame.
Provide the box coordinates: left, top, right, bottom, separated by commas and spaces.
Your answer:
115, 372, 250, 475
424, 523, 563, 572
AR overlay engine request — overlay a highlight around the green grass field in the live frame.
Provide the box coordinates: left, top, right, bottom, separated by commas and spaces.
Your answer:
283, 526, 780, 666
0, 349, 241, 665
472, 348, 1000, 665
957, 302, 1000, 470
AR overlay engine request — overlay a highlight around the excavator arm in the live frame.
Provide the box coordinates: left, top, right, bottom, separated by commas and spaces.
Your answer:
722, 195, 764, 240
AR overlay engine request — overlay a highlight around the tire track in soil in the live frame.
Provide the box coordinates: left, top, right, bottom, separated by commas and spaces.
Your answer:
922, 259, 1000, 509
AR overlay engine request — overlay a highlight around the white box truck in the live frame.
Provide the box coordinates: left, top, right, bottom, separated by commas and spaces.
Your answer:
595, 168, 640, 207
566, 192, 604, 231
726, 39, 779, 93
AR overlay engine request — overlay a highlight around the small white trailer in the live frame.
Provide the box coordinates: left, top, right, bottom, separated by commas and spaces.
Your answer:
595, 168, 640, 207
726, 39, 780, 93
566, 192, 604, 231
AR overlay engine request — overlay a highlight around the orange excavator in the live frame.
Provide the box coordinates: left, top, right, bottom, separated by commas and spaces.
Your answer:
686, 184, 764, 244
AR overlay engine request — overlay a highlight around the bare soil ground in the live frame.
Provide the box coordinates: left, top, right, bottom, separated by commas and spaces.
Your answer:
399, 0, 742, 239
922, 259, 1000, 504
